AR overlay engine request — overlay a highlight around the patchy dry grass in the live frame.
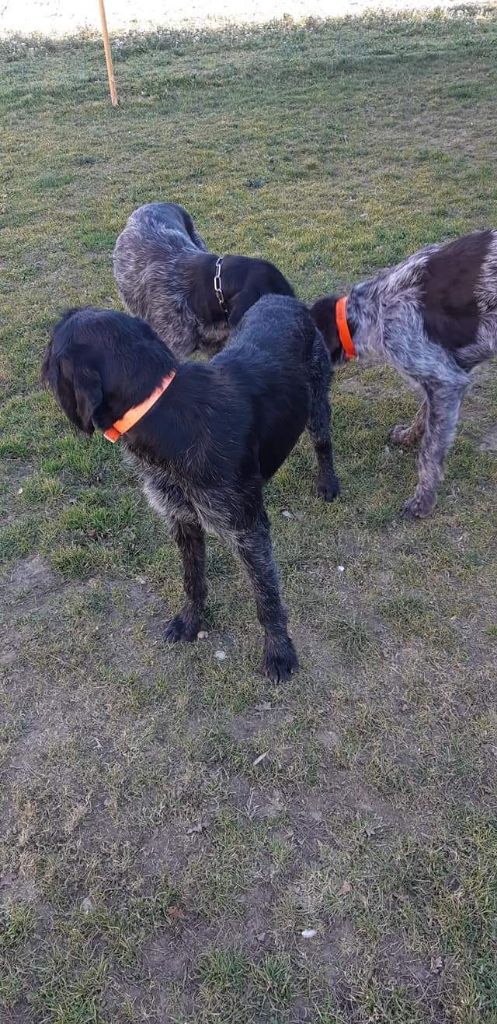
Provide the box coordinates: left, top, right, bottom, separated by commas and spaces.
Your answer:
1, 7, 497, 1022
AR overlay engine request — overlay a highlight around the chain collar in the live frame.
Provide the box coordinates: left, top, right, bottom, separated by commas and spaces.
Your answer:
214, 256, 229, 317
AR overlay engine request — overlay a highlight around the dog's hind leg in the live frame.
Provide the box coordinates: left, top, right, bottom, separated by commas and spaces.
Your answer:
390, 399, 428, 448
165, 518, 207, 641
403, 377, 468, 518
235, 512, 298, 683
307, 339, 340, 501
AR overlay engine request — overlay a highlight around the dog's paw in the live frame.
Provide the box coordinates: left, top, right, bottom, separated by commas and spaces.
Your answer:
164, 613, 200, 643
390, 423, 416, 447
262, 637, 299, 683
402, 494, 435, 519
317, 473, 340, 502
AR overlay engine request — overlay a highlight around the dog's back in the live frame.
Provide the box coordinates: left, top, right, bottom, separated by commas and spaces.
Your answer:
113, 203, 207, 297
117, 202, 207, 254
212, 295, 324, 480
219, 294, 315, 369
365, 228, 497, 362
113, 202, 213, 356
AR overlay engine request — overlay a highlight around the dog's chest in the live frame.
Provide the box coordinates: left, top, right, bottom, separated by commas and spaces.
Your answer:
126, 452, 234, 538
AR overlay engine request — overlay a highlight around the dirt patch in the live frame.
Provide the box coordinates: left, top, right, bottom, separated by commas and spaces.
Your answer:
4, 711, 72, 782
226, 775, 287, 821
2, 554, 61, 612
227, 705, 292, 742
139, 826, 212, 882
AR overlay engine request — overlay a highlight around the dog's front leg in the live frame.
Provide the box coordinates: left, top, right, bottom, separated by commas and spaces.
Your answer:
235, 513, 298, 683
403, 379, 468, 518
165, 519, 207, 642
308, 339, 340, 501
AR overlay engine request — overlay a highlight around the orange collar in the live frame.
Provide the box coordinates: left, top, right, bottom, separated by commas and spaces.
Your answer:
336, 296, 357, 360
104, 371, 176, 443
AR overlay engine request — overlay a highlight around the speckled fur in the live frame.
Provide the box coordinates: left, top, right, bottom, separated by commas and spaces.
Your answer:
113, 201, 295, 359
113, 202, 227, 357
312, 230, 497, 517
44, 298, 339, 682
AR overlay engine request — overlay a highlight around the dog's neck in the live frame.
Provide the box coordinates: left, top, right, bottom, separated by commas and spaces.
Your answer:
117, 359, 213, 468
309, 295, 351, 363
310, 287, 380, 364
186, 253, 238, 324
95, 338, 179, 442
346, 284, 384, 358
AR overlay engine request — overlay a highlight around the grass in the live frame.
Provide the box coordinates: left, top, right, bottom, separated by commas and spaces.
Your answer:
1, 6, 497, 1022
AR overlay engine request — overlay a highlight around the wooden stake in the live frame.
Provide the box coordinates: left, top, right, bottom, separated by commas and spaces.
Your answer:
98, 0, 118, 107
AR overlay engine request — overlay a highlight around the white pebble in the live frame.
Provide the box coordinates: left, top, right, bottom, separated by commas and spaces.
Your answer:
301, 928, 317, 939
282, 510, 292, 519
337, 565, 345, 573
197, 630, 208, 639
215, 650, 226, 661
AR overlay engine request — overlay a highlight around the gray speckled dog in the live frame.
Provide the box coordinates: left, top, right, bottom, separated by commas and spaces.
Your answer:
113, 202, 295, 358
311, 230, 497, 517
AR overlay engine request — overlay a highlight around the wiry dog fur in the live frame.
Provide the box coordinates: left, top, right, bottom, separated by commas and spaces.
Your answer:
113, 202, 295, 357
311, 229, 497, 517
43, 297, 339, 681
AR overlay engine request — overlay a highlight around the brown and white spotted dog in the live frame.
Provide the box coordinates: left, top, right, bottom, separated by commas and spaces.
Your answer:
311, 230, 497, 517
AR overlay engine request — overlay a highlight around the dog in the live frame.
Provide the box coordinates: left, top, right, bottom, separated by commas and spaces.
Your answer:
113, 202, 295, 358
310, 229, 497, 517
43, 296, 340, 682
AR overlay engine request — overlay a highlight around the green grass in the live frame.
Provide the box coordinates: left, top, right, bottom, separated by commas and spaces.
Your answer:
1, 7, 497, 1023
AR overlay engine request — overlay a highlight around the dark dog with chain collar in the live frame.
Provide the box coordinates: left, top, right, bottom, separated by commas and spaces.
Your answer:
43, 296, 339, 681
113, 202, 295, 357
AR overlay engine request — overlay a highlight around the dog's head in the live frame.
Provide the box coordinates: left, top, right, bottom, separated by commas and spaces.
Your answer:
309, 296, 345, 365
224, 257, 295, 329
42, 307, 176, 435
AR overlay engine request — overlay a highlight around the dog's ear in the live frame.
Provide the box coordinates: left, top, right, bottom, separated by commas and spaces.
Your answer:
72, 367, 103, 434
309, 297, 342, 363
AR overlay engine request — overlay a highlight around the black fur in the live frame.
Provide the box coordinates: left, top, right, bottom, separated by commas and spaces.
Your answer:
43, 297, 340, 682
113, 202, 296, 358
420, 230, 494, 356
